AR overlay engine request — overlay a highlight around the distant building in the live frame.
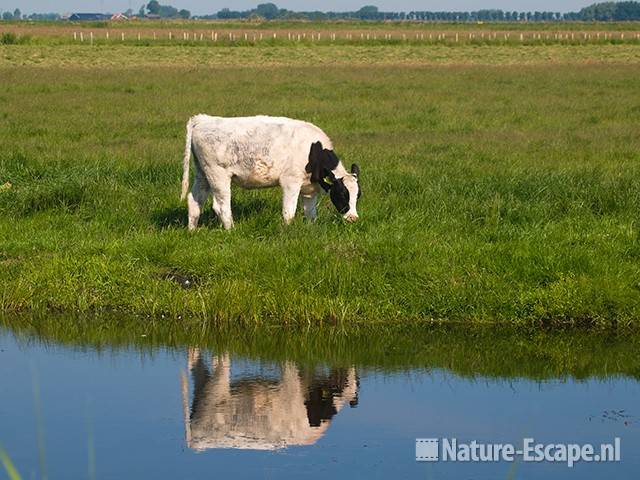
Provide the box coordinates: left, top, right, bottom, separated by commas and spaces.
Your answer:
68, 13, 111, 21
110, 13, 128, 21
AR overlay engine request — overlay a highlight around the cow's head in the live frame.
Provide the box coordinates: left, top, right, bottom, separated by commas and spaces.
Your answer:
307, 141, 361, 222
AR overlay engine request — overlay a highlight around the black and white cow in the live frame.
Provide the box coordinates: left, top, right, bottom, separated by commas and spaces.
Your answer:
181, 115, 361, 230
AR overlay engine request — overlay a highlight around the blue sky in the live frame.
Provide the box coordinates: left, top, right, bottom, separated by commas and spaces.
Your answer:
4, 1, 600, 15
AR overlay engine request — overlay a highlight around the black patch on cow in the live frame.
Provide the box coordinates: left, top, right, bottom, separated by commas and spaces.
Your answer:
306, 141, 339, 192
329, 178, 350, 214
306, 142, 363, 215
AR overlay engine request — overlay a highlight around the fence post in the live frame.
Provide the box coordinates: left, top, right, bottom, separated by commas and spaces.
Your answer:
80, 31, 84, 42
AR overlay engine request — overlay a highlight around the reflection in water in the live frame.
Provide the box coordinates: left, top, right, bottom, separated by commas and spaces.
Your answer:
182, 348, 359, 451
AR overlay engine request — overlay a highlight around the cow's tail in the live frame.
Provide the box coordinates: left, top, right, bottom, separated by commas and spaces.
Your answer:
180, 117, 194, 201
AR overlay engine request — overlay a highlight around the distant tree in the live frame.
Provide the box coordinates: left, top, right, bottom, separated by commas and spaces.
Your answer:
217, 7, 245, 19
147, 0, 161, 15
27, 12, 59, 20
580, 1, 616, 20
138, 4, 146, 16
612, 1, 640, 19
178, 8, 190, 18
158, 5, 178, 17
255, 3, 279, 19
13, 8, 21, 19
357, 5, 379, 19
125, 8, 134, 16
2, 11, 13, 20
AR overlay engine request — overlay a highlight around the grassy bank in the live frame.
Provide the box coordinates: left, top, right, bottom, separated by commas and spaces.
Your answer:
0, 44, 639, 325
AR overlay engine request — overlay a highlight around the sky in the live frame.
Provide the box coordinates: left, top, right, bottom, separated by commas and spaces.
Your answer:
2, 1, 601, 16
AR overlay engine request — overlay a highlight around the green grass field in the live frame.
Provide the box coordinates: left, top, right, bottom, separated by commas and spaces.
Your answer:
1, 37, 639, 326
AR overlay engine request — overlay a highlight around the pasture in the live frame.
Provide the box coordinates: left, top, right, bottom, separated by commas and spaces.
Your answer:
1, 33, 639, 326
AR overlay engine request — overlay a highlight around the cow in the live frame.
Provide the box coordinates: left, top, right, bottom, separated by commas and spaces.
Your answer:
180, 115, 361, 230
181, 349, 359, 450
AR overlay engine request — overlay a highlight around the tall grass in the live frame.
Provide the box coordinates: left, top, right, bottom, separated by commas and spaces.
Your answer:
0, 448, 22, 480
0, 49, 639, 325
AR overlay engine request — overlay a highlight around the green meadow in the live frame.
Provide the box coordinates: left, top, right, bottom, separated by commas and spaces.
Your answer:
1, 39, 639, 326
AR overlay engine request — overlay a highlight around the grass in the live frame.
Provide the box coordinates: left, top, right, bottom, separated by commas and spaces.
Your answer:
3, 43, 640, 68
0, 447, 22, 480
3, 20, 640, 49
0, 42, 639, 326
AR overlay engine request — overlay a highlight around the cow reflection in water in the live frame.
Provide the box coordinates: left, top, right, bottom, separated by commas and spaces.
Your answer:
182, 348, 359, 451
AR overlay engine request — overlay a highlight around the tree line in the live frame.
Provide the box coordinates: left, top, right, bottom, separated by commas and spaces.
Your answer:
3, 1, 640, 22
210, 2, 640, 22
139, 0, 191, 19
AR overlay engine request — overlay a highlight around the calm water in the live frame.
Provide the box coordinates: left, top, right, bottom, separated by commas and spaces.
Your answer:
1, 324, 639, 480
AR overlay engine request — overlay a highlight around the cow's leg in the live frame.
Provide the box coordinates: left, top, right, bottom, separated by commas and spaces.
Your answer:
187, 170, 210, 231
209, 173, 234, 230
302, 193, 318, 222
211, 194, 219, 216
281, 182, 302, 225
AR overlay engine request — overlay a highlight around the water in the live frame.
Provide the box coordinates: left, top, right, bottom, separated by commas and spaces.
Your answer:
1, 322, 639, 479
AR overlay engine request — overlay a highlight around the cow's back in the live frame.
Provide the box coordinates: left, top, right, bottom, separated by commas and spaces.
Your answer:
190, 115, 331, 188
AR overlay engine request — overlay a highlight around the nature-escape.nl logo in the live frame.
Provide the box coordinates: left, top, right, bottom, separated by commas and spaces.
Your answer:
416, 438, 621, 468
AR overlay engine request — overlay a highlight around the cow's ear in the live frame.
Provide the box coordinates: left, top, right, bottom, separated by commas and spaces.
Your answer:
307, 141, 324, 183
351, 163, 360, 177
